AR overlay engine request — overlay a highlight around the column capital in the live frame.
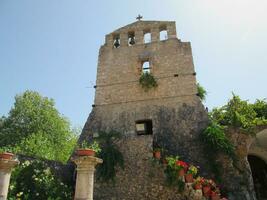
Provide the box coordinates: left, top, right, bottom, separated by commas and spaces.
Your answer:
0, 159, 19, 172
72, 156, 103, 169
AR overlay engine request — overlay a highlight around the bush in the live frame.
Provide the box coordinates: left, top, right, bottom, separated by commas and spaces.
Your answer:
8, 160, 73, 200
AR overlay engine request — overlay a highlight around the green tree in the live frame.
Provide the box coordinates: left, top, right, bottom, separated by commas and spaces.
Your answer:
252, 99, 267, 119
0, 90, 77, 162
210, 94, 267, 133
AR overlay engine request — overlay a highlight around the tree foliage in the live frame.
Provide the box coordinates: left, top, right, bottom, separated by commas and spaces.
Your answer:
210, 94, 267, 134
0, 90, 77, 162
202, 94, 267, 159
252, 99, 267, 119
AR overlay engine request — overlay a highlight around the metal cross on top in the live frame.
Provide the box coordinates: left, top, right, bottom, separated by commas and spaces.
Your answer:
136, 14, 143, 21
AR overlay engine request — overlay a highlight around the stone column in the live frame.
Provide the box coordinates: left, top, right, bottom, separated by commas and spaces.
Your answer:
0, 159, 19, 200
73, 156, 103, 200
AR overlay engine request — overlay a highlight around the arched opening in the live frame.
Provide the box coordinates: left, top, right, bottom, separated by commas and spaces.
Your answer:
144, 32, 151, 44
160, 30, 168, 41
142, 61, 150, 73
113, 35, 120, 48
128, 32, 135, 46
159, 25, 168, 41
248, 155, 267, 199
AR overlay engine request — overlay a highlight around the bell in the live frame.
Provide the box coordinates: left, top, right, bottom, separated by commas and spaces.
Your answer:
114, 38, 120, 48
129, 37, 135, 45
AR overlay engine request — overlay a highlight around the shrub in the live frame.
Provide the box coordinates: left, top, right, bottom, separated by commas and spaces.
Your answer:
8, 160, 73, 200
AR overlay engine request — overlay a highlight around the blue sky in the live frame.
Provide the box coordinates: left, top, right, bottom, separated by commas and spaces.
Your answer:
1, 0, 267, 127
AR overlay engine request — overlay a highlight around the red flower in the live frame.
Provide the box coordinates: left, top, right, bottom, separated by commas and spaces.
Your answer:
175, 160, 188, 169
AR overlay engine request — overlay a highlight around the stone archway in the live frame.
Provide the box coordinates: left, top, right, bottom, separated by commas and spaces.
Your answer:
248, 129, 267, 200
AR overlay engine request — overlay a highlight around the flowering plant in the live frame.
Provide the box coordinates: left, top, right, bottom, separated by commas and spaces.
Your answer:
201, 178, 216, 188
175, 160, 188, 171
187, 165, 198, 176
211, 187, 220, 195
192, 177, 204, 189
194, 177, 204, 184
165, 156, 179, 169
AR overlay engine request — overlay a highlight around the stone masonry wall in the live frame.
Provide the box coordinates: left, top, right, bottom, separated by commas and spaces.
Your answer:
94, 21, 196, 107
78, 20, 254, 199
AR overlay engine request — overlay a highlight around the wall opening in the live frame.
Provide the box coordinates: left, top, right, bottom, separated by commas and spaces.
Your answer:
113, 35, 120, 48
248, 155, 267, 199
160, 30, 168, 41
159, 25, 168, 41
128, 32, 135, 46
144, 32, 151, 44
135, 120, 153, 135
142, 61, 150, 73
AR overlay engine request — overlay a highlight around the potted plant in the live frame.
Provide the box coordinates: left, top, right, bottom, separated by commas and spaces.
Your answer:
175, 160, 188, 177
202, 179, 212, 198
185, 165, 198, 183
193, 177, 203, 190
153, 148, 162, 160
210, 188, 221, 200
0, 147, 14, 160
76, 141, 101, 157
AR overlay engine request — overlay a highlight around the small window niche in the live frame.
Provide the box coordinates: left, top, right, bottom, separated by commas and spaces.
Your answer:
136, 120, 153, 135
144, 31, 151, 44
159, 25, 168, 41
142, 61, 151, 74
128, 32, 135, 46
113, 34, 120, 48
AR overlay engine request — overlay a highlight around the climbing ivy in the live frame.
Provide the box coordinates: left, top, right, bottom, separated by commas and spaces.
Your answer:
96, 131, 124, 182
139, 72, 158, 91
202, 121, 235, 157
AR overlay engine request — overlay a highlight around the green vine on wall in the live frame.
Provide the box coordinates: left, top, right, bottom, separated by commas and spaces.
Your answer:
139, 72, 158, 91
201, 121, 235, 157
96, 131, 124, 182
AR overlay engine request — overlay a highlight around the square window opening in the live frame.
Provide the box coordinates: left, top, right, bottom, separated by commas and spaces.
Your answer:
136, 120, 153, 135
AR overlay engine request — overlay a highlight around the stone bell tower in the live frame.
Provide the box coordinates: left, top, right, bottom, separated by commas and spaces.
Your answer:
79, 19, 209, 199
